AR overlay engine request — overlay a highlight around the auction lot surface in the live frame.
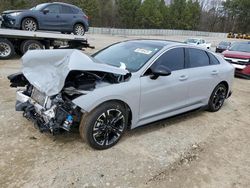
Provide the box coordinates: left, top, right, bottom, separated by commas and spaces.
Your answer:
1, 34, 250, 188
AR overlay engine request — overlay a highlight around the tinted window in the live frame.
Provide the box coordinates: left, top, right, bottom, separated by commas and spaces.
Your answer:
188, 48, 209, 68
208, 52, 220, 65
72, 7, 80, 14
45, 5, 60, 14
153, 48, 185, 71
61, 5, 74, 14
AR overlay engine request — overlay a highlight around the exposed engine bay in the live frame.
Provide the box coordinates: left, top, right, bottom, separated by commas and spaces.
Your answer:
8, 49, 131, 134
8, 70, 130, 134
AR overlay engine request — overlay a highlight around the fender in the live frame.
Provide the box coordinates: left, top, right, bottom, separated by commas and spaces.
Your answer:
72, 78, 141, 127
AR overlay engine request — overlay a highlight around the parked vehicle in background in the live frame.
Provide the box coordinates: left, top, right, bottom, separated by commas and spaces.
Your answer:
223, 41, 250, 79
1, 2, 88, 36
8, 40, 234, 149
184, 38, 211, 49
215, 41, 231, 53
243, 34, 250, 40
236, 33, 243, 39
227, 32, 235, 38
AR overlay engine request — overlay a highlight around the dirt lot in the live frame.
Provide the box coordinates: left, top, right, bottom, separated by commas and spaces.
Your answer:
0, 34, 250, 188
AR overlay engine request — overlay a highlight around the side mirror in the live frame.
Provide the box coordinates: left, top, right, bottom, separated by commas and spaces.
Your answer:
197, 42, 200, 45
42, 9, 49, 14
150, 65, 171, 80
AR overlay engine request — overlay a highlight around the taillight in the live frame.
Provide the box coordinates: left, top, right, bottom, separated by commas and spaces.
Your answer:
83, 15, 88, 20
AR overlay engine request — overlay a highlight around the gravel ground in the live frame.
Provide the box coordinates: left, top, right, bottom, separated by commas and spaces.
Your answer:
0, 34, 250, 188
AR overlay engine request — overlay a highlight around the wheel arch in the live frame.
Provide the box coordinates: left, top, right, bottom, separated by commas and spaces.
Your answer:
20, 16, 39, 29
73, 21, 86, 30
86, 99, 133, 129
218, 80, 229, 93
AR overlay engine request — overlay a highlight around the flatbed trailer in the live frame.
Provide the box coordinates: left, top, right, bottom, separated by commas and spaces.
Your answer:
0, 28, 94, 59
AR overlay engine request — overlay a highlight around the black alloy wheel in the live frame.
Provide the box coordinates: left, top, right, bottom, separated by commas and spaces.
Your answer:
208, 84, 227, 112
80, 102, 127, 150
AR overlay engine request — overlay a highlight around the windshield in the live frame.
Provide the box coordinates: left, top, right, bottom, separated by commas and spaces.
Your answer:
92, 41, 163, 72
219, 41, 230, 46
30, 3, 48, 10
229, 42, 250, 53
185, 39, 198, 43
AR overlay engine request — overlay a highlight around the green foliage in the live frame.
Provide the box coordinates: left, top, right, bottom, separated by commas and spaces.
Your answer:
168, 0, 200, 30
116, 0, 141, 28
73, 0, 100, 26
135, 0, 164, 29
0, 0, 248, 32
223, 0, 250, 33
0, 0, 29, 12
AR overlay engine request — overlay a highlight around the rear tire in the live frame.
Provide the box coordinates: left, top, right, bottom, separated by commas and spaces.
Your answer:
20, 40, 43, 54
21, 18, 38, 31
79, 102, 127, 150
207, 84, 227, 112
73, 23, 85, 36
0, 39, 14, 59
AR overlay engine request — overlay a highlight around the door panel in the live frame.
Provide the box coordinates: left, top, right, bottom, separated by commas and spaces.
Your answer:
59, 5, 75, 30
185, 66, 219, 106
39, 5, 62, 30
185, 48, 220, 106
139, 47, 188, 124
139, 70, 188, 123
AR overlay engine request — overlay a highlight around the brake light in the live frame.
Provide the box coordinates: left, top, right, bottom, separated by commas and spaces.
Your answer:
83, 15, 88, 20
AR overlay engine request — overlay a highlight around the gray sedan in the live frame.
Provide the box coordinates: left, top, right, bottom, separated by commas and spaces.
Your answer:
8, 40, 234, 149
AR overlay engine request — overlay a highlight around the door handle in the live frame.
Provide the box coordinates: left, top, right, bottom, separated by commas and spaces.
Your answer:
56, 15, 60, 18
179, 75, 188, 81
211, 70, 219, 75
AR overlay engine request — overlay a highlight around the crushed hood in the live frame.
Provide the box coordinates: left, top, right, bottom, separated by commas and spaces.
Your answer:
22, 49, 129, 96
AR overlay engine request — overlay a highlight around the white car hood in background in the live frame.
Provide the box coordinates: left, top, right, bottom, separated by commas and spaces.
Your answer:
22, 49, 129, 96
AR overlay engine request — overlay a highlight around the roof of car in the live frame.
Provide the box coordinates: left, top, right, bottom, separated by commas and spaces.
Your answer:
52, 2, 81, 10
122, 39, 184, 47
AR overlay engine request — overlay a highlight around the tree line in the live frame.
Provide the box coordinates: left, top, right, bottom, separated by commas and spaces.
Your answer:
0, 0, 249, 33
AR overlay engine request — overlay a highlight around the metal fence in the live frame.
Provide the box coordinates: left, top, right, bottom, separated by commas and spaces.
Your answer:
88, 27, 227, 38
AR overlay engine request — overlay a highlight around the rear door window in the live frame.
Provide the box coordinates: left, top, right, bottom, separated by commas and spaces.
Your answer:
187, 48, 210, 68
61, 5, 74, 14
207, 52, 220, 65
72, 8, 80, 14
153, 48, 185, 71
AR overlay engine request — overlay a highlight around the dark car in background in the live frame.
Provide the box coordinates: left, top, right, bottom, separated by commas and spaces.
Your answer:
223, 41, 250, 79
215, 41, 231, 53
1, 2, 89, 35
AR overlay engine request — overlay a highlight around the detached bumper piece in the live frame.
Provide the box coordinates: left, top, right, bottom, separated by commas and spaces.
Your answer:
16, 91, 77, 134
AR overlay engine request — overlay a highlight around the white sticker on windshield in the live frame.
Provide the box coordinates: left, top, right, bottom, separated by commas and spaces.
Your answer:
134, 48, 153, 55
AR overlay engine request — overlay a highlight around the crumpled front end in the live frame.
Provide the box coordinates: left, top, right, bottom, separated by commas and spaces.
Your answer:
14, 82, 82, 133
8, 49, 131, 134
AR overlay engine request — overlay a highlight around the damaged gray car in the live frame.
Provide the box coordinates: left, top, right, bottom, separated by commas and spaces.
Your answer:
8, 40, 234, 149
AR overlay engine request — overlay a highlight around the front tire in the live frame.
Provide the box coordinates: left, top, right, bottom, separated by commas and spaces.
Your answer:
21, 18, 38, 31
207, 84, 227, 112
73, 23, 85, 36
79, 102, 127, 150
